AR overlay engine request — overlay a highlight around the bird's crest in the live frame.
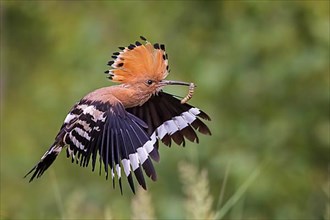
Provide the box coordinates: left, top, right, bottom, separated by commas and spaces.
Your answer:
105, 36, 169, 84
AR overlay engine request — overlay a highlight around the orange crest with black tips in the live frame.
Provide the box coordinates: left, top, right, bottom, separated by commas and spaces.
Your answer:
105, 36, 169, 84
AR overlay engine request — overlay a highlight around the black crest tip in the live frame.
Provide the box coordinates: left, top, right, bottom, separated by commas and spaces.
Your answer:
153, 43, 160, 49
135, 41, 142, 46
128, 44, 136, 50
140, 36, 147, 41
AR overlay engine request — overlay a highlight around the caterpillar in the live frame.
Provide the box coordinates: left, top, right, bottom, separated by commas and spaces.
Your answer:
181, 83, 195, 104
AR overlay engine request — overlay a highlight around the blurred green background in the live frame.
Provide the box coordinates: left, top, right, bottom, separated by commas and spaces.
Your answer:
1, 1, 329, 219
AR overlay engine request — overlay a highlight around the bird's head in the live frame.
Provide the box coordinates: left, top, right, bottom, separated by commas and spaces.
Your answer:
104, 36, 192, 95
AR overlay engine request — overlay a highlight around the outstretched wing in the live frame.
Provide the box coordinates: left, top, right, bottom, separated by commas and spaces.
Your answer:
62, 99, 156, 193
127, 91, 211, 153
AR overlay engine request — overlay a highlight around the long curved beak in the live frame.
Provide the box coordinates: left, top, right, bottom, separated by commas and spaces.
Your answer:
159, 80, 196, 87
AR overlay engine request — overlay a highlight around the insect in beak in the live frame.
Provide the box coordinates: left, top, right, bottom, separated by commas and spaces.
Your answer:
159, 80, 196, 104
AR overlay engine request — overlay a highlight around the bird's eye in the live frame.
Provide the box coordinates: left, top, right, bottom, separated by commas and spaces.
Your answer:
146, 80, 153, 85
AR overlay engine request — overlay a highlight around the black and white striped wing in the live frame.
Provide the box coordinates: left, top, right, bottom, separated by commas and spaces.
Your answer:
62, 99, 156, 193
127, 91, 211, 153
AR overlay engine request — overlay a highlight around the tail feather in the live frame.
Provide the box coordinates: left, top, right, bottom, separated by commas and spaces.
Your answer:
24, 144, 62, 182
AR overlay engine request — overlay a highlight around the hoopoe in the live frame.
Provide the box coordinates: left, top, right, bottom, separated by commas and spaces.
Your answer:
25, 36, 211, 193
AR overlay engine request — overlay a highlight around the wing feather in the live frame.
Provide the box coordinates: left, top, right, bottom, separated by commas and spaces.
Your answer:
59, 99, 156, 193
127, 91, 211, 150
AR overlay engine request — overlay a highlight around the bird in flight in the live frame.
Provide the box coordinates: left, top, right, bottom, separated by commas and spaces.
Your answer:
25, 36, 211, 193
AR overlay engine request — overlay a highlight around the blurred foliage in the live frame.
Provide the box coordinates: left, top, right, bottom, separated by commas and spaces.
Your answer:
179, 161, 215, 219
1, 1, 329, 219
